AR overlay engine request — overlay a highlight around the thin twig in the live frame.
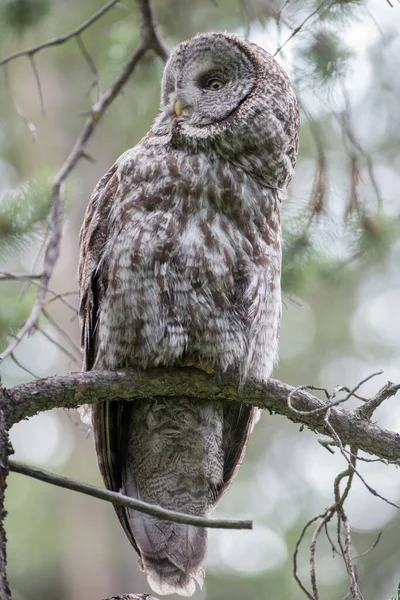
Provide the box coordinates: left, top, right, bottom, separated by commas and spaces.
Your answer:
325, 521, 340, 556
0, 273, 78, 314
103, 595, 159, 600
46, 290, 78, 305
0, 0, 120, 67
29, 55, 45, 117
37, 326, 81, 367
0, 0, 169, 365
0, 389, 12, 600
274, 0, 332, 56
324, 416, 400, 510
310, 514, 331, 599
293, 513, 327, 600
334, 453, 365, 600
0, 272, 43, 281
8, 459, 252, 530
277, 0, 296, 24
338, 84, 383, 211
3, 64, 37, 141
10, 354, 39, 380
288, 372, 383, 417
351, 532, 382, 560
75, 35, 101, 99
42, 309, 82, 359
356, 382, 400, 420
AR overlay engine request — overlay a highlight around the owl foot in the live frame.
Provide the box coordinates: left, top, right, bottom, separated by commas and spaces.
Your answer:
178, 355, 213, 374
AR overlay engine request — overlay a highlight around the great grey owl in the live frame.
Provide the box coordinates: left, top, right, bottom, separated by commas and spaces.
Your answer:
79, 32, 299, 597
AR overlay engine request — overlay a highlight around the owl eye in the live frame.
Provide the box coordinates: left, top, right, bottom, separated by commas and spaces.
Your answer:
206, 78, 225, 91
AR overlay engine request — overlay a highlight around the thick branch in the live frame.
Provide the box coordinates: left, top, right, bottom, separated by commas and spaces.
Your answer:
103, 596, 159, 600
8, 369, 400, 463
9, 459, 251, 530
0, 389, 11, 600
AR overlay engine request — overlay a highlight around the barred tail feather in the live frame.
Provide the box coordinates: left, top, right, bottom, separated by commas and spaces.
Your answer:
128, 509, 206, 597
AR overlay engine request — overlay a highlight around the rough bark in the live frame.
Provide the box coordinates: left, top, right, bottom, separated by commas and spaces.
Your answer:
0, 386, 11, 600
7, 368, 400, 463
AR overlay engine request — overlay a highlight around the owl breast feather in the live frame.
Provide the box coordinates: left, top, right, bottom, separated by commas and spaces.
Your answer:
95, 142, 282, 382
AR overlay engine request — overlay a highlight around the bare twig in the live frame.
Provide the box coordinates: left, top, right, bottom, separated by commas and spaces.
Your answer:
288, 372, 383, 416
310, 514, 330, 599
0, 0, 120, 67
289, 371, 400, 600
0, 272, 43, 281
293, 512, 325, 600
356, 382, 400, 420
0, 0, 169, 366
104, 594, 158, 600
338, 84, 383, 211
28, 55, 45, 117
294, 459, 362, 600
0, 273, 78, 314
37, 326, 81, 367
3, 65, 37, 141
0, 389, 11, 600
0, 42, 141, 363
42, 309, 82, 359
274, 0, 332, 56
277, 0, 296, 23
334, 457, 364, 600
46, 290, 78, 307
323, 416, 400, 510
10, 354, 39, 380
75, 35, 101, 99
352, 532, 382, 560
9, 459, 252, 531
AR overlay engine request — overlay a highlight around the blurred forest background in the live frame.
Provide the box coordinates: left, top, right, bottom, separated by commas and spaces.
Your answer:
1, 0, 400, 599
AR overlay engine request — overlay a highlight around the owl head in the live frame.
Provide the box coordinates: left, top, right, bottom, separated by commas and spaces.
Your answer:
154, 32, 299, 190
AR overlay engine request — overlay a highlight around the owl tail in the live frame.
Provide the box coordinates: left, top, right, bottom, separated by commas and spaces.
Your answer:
125, 482, 206, 597
94, 397, 255, 597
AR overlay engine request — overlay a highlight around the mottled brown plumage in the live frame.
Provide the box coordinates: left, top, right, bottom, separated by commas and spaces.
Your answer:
79, 32, 299, 596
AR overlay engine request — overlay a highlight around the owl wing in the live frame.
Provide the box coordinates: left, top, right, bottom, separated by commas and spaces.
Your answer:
79, 157, 258, 555
218, 403, 258, 501
78, 162, 118, 372
78, 160, 141, 553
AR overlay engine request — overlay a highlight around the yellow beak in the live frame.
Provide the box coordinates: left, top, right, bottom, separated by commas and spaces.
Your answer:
174, 100, 183, 117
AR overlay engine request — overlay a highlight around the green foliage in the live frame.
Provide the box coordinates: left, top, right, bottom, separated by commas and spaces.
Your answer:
322, 0, 365, 21
0, 0, 51, 35
352, 212, 400, 263
0, 286, 37, 351
0, 173, 52, 350
300, 29, 352, 85
389, 582, 400, 600
0, 172, 52, 260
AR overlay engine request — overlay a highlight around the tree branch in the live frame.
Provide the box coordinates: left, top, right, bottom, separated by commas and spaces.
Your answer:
0, 0, 120, 67
7, 369, 400, 463
9, 459, 251, 530
0, 272, 43, 281
0, 0, 168, 367
0, 388, 11, 600
103, 596, 159, 600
